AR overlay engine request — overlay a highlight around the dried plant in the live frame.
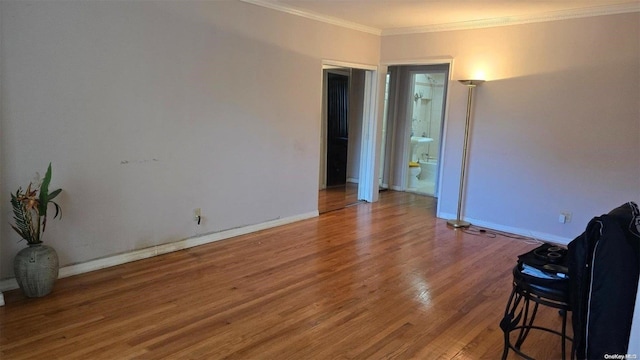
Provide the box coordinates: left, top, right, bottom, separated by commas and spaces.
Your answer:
10, 163, 62, 245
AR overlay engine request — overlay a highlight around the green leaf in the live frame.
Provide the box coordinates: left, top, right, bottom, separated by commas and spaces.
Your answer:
51, 201, 62, 220
48, 188, 62, 201
38, 163, 53, 217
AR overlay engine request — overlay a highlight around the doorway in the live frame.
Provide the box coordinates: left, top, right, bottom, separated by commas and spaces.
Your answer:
380, 64, 450, 197
326, 72, 349, 187
318, 67, 366, 213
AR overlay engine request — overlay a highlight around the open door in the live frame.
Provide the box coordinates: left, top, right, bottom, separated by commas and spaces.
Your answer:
318, 61, 380, 213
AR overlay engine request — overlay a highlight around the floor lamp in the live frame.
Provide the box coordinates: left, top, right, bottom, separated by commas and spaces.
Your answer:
447, 79, 484, 229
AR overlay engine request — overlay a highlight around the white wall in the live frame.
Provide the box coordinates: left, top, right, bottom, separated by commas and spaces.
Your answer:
383, 15, 640, 351
0, 1, 380, 279
382, 13, 640, 243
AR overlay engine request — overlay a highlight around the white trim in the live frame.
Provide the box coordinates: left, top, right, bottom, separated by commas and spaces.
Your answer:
382, 3, 640, 35
437, 211, 574, 245
0, 211, 318, 293
239, 0, 381, 35
435, 60, 455, 217
358, 69, 380, 203
320, 60, 380, 204
319, 69, 327, 190
0, 292, 4, 307
240, 0, 639, 36
381, 57, 455, 67
0, 279, 18, 294
323, 60, 378, 72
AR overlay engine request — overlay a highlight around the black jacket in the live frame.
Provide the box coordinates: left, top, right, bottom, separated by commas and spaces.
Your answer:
568, 201, 640, 359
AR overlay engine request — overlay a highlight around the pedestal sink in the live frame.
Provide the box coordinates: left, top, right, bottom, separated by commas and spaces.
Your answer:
411, 136, 433, 145
410, 136, 433, 162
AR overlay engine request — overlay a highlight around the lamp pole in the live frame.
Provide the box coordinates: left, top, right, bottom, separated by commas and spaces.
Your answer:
447, 80, 484, 228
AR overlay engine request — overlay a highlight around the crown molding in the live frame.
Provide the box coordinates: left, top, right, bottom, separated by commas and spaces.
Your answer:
239, 0, 382, 35
241, 1, 639, 37
382, 2, 640, 36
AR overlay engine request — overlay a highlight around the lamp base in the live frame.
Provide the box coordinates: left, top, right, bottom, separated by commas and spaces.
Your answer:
447, 219, 471, 228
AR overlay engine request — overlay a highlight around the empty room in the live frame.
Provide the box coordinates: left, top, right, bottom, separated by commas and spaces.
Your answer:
1, 1, 639, 359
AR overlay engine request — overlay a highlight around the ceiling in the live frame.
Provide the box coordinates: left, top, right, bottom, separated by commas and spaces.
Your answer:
242, 0, 640, 35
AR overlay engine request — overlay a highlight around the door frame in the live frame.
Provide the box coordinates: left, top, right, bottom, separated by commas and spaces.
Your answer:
392, 65, 450, 194
380, 58, 455, 214
320, 60, 379, 203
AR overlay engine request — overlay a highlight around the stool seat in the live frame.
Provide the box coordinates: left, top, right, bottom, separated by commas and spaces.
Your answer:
500, 263, 572, 360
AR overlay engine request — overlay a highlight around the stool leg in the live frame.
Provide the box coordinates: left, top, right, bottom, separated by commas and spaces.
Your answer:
561, 309, 567, 360
501, 286, 519, 360
515, 295, 539, 350
513, 294, 529, 349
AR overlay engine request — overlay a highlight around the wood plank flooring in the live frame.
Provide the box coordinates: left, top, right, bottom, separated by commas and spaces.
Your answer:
318, 183, 360, 214
0, 191, 570, 359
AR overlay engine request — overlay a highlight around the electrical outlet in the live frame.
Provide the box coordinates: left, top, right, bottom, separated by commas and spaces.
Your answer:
559, 211, 572, 224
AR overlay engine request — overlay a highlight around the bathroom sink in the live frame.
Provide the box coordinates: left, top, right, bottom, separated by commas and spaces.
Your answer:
411, 136, 433, 144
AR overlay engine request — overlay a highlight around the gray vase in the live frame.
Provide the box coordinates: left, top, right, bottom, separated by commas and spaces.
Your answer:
14, 244, 59, 297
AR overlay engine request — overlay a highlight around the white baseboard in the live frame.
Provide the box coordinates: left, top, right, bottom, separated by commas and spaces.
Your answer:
0, 211, 318, 293
0, 292, 4, 306
437, 211, 573, 245
346, 178, 359, 184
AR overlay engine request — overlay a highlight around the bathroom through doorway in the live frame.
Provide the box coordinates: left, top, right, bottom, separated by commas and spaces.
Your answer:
380, 64, 450, 197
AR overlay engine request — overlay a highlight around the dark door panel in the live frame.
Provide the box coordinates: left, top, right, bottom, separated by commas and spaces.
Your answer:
326, 73, 349, 187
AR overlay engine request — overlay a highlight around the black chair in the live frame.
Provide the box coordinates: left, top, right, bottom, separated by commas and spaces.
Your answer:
500, 262, 573, 360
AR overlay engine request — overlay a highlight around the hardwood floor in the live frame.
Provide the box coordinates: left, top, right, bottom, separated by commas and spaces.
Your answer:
318, 183, 360, 214
1, 191, 570, 359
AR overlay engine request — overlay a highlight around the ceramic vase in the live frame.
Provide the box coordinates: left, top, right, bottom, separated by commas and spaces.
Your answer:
14, 244, 59, 297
